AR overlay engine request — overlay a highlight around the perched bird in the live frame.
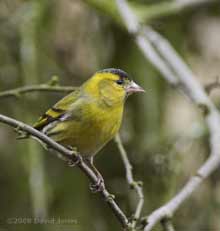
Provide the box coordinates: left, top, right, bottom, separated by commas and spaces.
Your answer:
33, 68, 144, 191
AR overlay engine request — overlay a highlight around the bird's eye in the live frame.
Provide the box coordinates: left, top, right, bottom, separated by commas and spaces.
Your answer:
116, 79, 124, 85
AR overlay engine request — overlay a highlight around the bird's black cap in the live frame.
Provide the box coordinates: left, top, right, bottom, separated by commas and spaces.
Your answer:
97, 68, 129, 79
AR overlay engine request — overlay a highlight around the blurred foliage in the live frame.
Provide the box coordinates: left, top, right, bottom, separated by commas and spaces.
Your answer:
0, 0, 220, 231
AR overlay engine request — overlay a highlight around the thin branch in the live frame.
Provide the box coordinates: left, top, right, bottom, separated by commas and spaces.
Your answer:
137, 0, 218, 23
0, 113, 129, 229
0, 83, 139, 229
115, 0, 220, 231
175, 0, 216, 8
115, 134, 144, 229
0, 84, 76, 99
84, 0, 217, 25
116, 0, 178, 86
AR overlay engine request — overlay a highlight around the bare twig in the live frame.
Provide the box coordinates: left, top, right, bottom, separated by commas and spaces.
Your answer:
116, 0, 178, 86
0, 84, 76, 99
139, 0, 218, 22
174, 0, 217, 9
115, 134, 144, 229
0, 113, 129, 229
84, 0, 217, 25
116, 0, 220, 230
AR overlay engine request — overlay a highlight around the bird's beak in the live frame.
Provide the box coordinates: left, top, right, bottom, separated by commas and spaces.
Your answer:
126, 81, 145, 94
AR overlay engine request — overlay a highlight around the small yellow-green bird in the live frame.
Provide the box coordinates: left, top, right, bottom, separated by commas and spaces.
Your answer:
33, 68, 144, 190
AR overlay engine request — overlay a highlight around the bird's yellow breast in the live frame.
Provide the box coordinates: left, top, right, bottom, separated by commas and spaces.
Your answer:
50, 100, 124, 156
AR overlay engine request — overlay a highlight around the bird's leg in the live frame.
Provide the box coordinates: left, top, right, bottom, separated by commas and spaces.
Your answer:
84, 156, 105, 193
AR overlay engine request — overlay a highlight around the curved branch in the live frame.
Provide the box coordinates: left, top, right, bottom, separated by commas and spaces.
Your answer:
115, 134, 144, 228
84, 0, 217, 25
0, 113, 129, 228
115, 0, 220, 230
143, 153, 220, 231
0, 84, 76, 99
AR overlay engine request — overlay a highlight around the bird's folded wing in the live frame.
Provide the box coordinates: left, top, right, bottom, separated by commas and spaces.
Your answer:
33, 89, 80, 131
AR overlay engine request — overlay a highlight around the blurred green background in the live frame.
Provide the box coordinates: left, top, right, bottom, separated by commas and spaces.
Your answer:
0, 0, 220, 230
